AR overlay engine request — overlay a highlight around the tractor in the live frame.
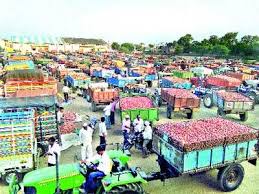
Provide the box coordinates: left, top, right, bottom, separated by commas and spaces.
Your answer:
9, 150, 147, 194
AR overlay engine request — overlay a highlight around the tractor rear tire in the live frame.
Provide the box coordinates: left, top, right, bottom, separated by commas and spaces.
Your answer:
239, 112, 248, 122
203, 94, 213, 108
2, 171, 22, 185
218, 164, 244, 192
106, 183, 144, 194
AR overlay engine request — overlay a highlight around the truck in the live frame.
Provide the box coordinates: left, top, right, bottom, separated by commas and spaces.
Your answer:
0, 108, 37, 185
160, 88, 200, 119
203, 90, 254, 121
84, 82, 119, 112
0, 96, 59, 156
9, 119, 259, 194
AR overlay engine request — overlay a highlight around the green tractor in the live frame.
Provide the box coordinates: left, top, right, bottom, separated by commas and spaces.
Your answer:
9, 150, 147, 194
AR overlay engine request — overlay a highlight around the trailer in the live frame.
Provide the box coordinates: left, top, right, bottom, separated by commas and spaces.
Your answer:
85, 82, 119, 112
107, 77, 140, 88
203, 90, 254, 121
160, 88, 200, 119
120, 96, 159, 122
160, 76, 192, 89
0, 108, 36, 185
152, 118, 259, 192
66, 75, 91, 88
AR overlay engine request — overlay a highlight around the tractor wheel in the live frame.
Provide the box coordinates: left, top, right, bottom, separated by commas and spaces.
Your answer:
217, 108, 226, 118
186, 110, 193, 119
2, 171, 22, 185
218, 164, 244, 192
203, 94, 213, 108
61, 189, 73, 194
147, 81, 152, 87
106, 183, 144, 194
239, 112, 248, 122
91, 102, 97, 112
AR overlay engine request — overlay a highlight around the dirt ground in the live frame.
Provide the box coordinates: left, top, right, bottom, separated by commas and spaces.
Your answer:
1, 94, 259, 194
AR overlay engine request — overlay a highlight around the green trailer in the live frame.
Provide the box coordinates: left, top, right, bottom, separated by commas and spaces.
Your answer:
120, 107, 159, 122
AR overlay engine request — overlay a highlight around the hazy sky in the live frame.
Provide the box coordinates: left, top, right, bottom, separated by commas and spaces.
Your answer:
1, 0, 259, 43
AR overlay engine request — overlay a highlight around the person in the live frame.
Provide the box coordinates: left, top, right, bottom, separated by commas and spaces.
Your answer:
46, 137, 61, 166
79, 123, 94, 160
103, 104, 111, 129
133, 115, 144, 135
110, 98, 118, 125
122, 115, 131, 149
142, 121, 153, 158
62, 85, 70, 103
82, 146, 112, 193
99, 117, 107, 148
57, 106, 64, 125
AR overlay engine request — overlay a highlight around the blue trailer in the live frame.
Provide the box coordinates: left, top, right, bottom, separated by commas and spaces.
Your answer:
152, 131, 258, 192
160, 77, 192, 89
107, 77, 140, 88
66, 75, 91, 88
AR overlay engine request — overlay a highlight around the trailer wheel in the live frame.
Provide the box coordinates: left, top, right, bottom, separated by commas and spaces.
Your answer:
86, 95, 91, 102
186, 110, 193, 119
217, 108, 226, 118
147, 81, 152, 87
106, 183, 144, 194
203, 94, 213, 108
239, 112, 248, 122
218, 164, 244, 192
91, 102, 97, 112
2, 171, 22, 185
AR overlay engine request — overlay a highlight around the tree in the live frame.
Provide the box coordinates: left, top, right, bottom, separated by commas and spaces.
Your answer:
111, 42, 120, 50
211, 45, 230, 56
174, 45, 184, 55
120, 43, 135, 53
148, 44, 154, 48
177, 34, 193, 53
134, 44, 144, 52
208, 35, 220, 45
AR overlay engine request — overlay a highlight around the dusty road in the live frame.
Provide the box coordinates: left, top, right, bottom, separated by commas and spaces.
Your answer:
1, 96, 258, 194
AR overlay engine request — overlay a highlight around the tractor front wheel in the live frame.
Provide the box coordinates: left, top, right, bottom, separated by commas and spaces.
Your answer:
105, 183, 144, 194
239, 112, 248, 122
203, 94, 213, 108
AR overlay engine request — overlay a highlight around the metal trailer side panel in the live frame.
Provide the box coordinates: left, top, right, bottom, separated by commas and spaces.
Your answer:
121, 108, 159, 122
154, 134, 258, 174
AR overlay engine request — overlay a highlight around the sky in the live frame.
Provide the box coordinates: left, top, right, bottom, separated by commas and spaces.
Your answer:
0, 0, 259, 43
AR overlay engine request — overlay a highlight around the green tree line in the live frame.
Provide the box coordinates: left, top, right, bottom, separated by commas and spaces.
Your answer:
111, 32, 259, 58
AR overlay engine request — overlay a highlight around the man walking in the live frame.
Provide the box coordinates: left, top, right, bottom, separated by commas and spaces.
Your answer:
99, 117, 107, 149
79, 123, 94, 160
46, 137, 61, 167
142, 121, 153, 158
62, 84, 70, 103
122, 115, 131, 149
103, 104, 111, 129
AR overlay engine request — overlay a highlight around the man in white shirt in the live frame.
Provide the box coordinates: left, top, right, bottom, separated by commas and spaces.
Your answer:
133, 115, 144, 134
82, 145, 112, 193
79, 123, 94, 160
142, 121, 153, 158
122, 115, 131, 149
57, 106, 64, 125
99, 117, 107, 149
103, 104, 111, 129
62, 85, 70, 102
46, 137, 61, 166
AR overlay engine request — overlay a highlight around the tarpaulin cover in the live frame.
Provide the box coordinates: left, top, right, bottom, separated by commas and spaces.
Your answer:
0, 96, 57, 109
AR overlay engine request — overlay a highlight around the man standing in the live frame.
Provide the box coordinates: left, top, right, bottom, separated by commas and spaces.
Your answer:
46, 137, 61, 167
57, 106, 64, 125
99, 117, 107, 149
82, 146, 112, 193
133, 115, 144, 135
79, 123, 94, 160
110, 98, 118, 125
62, 85, 70, 103
103, 104, 111, 129
122, 115, 131, 149
142, 121, 152, 158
